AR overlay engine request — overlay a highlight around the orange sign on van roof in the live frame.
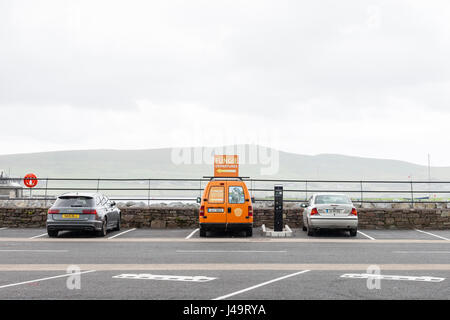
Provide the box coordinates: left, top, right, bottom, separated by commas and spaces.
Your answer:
214, 155, 239, 177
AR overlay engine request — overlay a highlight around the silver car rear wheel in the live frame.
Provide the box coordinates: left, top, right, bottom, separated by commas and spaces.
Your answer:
307, 224, 315, 236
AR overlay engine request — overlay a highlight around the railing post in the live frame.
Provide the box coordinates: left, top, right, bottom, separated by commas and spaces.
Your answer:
44, 178, 48, 207
410, 180, 414, 207
360, 181, 363, 206
148, 179, 151, 207
305, 180, 308, 201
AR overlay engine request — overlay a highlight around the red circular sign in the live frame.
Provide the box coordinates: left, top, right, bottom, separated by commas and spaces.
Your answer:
24, 173, 38, 188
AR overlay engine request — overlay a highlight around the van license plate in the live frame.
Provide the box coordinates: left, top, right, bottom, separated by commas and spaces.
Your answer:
62, 214, 80, 219
208, 208, 224, 213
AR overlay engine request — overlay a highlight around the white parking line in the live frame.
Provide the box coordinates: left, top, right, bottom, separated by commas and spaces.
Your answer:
357, 231, 376, 240
29, 233, 48, 239
0, 250, 68, 253
212, 270, 310, 300
177, 250, 287, 253
0, 270, 96, 290
108, 228, 136, 239
185, 228, 199, 239
415, 229, 450, 241
393, 251, 450, 254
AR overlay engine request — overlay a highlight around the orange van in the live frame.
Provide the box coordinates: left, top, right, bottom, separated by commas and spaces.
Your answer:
197, 178, 254, 237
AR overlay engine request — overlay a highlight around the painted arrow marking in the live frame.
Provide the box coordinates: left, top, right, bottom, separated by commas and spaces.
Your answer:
112, 274, 217, 282
216, 169, 237, 173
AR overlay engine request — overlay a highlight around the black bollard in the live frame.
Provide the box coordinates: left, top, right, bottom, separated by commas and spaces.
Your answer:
274, 185, 283, 232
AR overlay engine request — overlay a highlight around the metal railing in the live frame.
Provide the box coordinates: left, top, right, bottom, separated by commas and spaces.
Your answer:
1, 177, 450, 205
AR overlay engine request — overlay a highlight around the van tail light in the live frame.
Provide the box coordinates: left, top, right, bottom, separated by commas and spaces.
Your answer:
311, 208, 319, 216
82, 209, 97, 214
351, 208, 358, 216
48, 209, 60, 214
248, 206, 253, 217
199, 206, 205, 217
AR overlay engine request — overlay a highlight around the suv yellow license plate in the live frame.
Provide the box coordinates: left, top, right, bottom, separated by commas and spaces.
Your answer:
62, 214, 80, 219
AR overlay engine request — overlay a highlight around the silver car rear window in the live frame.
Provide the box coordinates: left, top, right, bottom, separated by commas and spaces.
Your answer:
315, 195, 351, 204
54, 197, 95, 208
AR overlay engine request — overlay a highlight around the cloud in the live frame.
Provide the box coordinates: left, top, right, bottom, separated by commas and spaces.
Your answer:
0, 0, 450, 166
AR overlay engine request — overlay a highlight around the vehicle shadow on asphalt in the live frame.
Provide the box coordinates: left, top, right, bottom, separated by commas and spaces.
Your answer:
56, 230, 99, 238
202, 230, 253, 238
305, 229, 354, 238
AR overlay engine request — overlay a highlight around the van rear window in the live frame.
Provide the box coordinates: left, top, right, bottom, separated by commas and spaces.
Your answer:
229, 186, 245, 204
208, 187, 225, 203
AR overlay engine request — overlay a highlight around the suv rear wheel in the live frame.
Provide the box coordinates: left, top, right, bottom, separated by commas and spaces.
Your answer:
97, 220, 107, 237
349, 229, 357, 237
113, 216, 121, 231
47, 230, 58, 238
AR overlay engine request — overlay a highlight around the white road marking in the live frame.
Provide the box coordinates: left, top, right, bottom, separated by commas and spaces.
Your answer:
0, 250, 68, 253
0, 264, 449, 271
108, 228, 136, 239
415, 229, 450, 241
177, 250, 287, 253
0, 228, 7, 231
113, 273, 216, 282
185, 228, 199, 240
341, 273, 445, 282
357, 231, 376, 240
29, 233, 48, 239
0, 270, 96, 290
393, 251, 450, 254
213, 270, 311, 300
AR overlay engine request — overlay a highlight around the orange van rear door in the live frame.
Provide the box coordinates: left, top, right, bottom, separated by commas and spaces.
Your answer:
226, 182, 250, 224
205, 181, 227, 223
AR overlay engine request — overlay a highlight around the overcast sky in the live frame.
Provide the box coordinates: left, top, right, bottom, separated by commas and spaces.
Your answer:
1, 0, 449, 166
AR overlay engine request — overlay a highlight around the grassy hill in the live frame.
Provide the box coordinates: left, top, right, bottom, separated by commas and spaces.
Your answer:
0, 145, 448, 180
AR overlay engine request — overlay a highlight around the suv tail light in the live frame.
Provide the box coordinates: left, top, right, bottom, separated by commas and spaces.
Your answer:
48, 209, 60, 214
351, 208, 358, 216
199, 206, 205, 217
311, 208, 319, 216
248, 206, 253, 217
82, 209, 97, 214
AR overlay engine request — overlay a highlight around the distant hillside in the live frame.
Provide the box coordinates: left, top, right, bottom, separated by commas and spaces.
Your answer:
0, 145, 448, 180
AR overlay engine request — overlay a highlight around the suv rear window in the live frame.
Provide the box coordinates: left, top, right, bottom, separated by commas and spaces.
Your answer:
54, 197, 95, 207
208, 186, 225, 204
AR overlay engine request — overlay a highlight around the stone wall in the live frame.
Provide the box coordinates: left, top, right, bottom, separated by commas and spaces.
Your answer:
1, 207, 450, 229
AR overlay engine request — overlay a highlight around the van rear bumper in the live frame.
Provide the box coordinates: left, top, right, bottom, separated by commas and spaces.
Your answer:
200, 223, 252, 231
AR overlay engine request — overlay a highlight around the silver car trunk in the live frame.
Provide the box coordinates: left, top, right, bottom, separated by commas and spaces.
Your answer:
315, 204, 353, 217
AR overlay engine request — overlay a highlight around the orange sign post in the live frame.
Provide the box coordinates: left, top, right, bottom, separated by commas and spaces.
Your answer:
214, 155, 239, 177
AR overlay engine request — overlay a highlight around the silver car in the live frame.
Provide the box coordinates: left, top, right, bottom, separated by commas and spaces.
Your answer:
302, 193, 358, 237
46, 193, 121, 237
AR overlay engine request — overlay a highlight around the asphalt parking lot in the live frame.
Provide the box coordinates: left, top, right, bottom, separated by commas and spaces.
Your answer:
0, 227, 449, 300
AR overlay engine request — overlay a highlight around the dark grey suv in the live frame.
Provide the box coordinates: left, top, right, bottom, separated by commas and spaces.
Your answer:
46, 193, 121, 237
